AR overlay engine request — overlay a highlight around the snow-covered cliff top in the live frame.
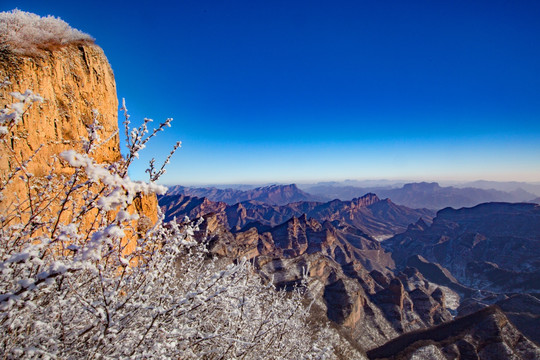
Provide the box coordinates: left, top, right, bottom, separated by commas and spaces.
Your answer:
0, 9, 94, 56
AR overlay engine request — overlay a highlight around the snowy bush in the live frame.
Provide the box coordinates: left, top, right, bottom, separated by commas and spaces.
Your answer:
0, 9, 94, 56
0, 92, 335, 359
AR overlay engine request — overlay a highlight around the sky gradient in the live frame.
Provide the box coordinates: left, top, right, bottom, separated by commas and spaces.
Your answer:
4, 1, 540, 184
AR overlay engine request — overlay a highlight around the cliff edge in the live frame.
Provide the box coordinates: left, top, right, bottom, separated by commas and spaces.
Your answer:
0, 10, 158, 248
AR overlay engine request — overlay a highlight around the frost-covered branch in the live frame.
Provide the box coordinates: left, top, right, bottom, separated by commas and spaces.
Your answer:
0, 92, 334, 359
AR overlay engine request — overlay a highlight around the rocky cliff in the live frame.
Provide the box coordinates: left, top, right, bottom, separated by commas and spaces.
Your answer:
0, 20, 158, 250
0, 43, 120, 172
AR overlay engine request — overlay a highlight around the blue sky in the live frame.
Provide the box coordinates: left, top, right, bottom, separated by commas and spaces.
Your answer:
4, 1, 540, 184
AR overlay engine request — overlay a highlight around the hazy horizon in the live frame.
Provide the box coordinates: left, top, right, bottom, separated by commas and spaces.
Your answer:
171, 179, 540, 186
169, 178, 540, 192
4, 1, 540, 185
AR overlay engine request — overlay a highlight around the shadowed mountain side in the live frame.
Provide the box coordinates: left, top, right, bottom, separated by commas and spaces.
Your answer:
303, 182, 537, 210
495, 294, 540, 346
166, 183, 324, 205
457, 294, 540, 345
305, 195, 434, 237
383, 202, 540, 350
366, 306, 540, 360
406, 255, 476, 298
159, 192, 434, 237
384, 202, 540, 292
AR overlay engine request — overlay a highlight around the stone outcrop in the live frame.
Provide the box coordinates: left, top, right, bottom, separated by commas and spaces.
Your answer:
0, 40, 158, 252
0, 43, 120, 172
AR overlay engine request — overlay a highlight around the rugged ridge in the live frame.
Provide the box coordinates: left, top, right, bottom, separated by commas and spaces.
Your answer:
196, 213, 456, 350
303, 181, 537, 210
159, 192, 434, 237
167, 183, 322, 205
367, 306, 540, 360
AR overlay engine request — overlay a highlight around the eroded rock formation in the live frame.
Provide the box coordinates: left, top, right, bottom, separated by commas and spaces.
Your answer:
194, 213, 457, 350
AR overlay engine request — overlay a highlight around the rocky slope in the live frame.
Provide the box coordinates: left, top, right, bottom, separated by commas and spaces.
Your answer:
195, 213, 456, 350
367, 306, 540, 360
457, 293, 540, 345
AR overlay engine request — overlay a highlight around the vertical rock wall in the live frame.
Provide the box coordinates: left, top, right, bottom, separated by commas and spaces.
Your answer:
0, 44, 120, 171
0, 43, 158, 251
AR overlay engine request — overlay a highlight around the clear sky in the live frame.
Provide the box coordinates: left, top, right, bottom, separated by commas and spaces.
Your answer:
4, 1, 540, 185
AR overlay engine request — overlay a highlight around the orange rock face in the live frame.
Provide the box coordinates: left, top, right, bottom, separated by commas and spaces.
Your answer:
0, 43, 158, 252
0, 44, 120, 172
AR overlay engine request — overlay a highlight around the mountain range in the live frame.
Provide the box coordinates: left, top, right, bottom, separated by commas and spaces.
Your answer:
171, 182, 538, 210
385, 202, 540, 292
184, 202, 540, 357
166, 183, 324, 205
193, 212, 455, 350
160, 183, 540, 357
302, 181, 537, 209
159, 192, 434, 238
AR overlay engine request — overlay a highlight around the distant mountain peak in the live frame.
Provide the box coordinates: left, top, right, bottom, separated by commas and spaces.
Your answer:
165, 183, 322, 205
352, 192, 381, 206
403, 182, 441, 191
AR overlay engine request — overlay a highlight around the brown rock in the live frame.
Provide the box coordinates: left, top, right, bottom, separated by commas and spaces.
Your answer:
0, 43, 158, 253
0, 44, 120, 172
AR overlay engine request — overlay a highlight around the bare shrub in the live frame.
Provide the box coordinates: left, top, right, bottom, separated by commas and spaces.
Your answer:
0, 9, 94, 56
0, 92, 336, 359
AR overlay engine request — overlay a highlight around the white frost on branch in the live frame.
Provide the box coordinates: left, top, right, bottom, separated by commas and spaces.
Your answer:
60, 149, 166, 211
0, 90, 43, 135
0, 92, 341, 358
